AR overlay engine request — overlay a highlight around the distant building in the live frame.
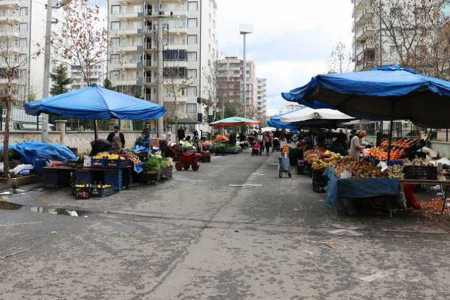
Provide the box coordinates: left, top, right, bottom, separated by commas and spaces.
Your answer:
278, 104, 302, 115
216, 56, 258, 118
71, 62, 107, 90
256, 78, 267, 121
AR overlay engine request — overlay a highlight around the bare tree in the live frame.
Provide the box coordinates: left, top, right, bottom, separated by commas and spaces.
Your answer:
0, 23, 40, 178
327, 41, 353, 73
54, 0, 108, 86
164, 66, 191, 140
368, 0, 449, 79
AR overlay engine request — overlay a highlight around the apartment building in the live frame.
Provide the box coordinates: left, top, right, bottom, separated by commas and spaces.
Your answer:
71, 62, 107, 90
278, 104, 301, 115
256, 78, 267, 121
107, 0, 218, 132
216, 56, 258, 118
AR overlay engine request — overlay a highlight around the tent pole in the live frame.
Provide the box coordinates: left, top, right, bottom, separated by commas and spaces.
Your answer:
387, 119, 393, 163
94, 120, 98, 141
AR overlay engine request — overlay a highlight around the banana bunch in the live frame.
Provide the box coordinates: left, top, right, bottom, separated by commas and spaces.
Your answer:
75, 184, 90, 188
93, 184, 111, 188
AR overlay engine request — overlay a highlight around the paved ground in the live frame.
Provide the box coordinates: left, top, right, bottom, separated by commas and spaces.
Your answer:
1, 148, 450, 300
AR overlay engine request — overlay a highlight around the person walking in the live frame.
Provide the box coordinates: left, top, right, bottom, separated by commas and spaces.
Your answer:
263, 132, 272, 156
107, 125, 125, 151
177, 126, 185, 142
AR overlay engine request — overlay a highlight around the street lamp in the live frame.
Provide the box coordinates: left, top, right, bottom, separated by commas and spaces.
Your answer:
240, 24, 253, 118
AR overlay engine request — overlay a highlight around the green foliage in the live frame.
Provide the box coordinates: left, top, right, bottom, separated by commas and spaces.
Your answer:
50, 64, 72, 96
27, 92, 36, 101
103, 77, 115, 91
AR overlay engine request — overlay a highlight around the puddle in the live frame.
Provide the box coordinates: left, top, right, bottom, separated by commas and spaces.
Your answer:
0, 202, 91, 217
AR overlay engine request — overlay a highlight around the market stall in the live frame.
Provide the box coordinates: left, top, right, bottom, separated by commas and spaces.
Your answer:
210, 117, 260, 154
282, 65, 450, 216
24, 85, 169, 199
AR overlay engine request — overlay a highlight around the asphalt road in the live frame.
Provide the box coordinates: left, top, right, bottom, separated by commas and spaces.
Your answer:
1, 149, 450, 300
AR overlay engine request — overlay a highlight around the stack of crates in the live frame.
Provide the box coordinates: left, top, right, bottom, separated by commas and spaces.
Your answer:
75, 170, 92, 185
104, 170, 123, 191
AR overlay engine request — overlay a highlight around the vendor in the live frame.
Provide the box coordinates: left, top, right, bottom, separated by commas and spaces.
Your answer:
107, 126, 125, 151
349, 130, 366, 161
90, 139, 112, 156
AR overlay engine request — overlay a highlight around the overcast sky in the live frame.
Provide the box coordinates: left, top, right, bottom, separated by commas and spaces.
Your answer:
90, 0, 353, 116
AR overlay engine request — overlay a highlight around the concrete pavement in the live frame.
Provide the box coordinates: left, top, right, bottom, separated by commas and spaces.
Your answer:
1, 149, 450, 299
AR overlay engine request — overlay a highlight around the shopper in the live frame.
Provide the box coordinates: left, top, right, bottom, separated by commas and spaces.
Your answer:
107, 125, 125, 151
263, 132, 272, 156
349, 130, 366, 161
177, 126, 185, 142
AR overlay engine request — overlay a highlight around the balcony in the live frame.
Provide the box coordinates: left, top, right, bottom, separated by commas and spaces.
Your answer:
0, 31, 19, 38
0, 1, 20, 8
0, 15, 20, 23
168, 26, 188, 35
0, 78, 19, 85
116, 45, 143, 52
113, 78, 143, 86
164, 95, 188, 103
356, 10, 374, 26
356, 25, 375, 42
112, 28, 141, 36
143, 61, 157, 69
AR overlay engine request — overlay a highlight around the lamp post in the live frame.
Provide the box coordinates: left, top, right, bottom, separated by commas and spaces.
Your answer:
240, 24, 253, 119
42, 0, 71, 142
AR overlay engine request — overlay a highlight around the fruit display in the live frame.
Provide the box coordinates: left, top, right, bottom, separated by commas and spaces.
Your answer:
304, 148, 326, 164
370, 138, 425, 161
334, 159, 386, 179
369, 147, 405, 161
126, 151, 142, 165
214, 135, 229, 142
387, 165, 404, 179
93, 153, 126, 161
312, 151, 342, 171
404, 158, 431, 166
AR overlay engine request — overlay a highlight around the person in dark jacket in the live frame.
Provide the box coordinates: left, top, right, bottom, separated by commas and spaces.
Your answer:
107, 126, 125, 150
90, 139, 112, 156
178, 127, 185, 142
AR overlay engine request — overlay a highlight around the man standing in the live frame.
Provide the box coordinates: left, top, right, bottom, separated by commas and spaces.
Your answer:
178, 126, 185, 142
107, 125, 125, 151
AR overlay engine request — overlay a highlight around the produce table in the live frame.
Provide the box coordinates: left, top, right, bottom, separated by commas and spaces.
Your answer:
399, 179, 450, 214
75, 166, 133, 191
324, 167, 400, 216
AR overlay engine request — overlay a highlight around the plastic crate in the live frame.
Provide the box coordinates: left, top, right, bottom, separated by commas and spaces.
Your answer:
139, 170, 161, 183
91, 158, 107, 168
75, 170, 92, 184
160, 166, 173, 179
43, 168, 72, 188
91, 186, 115, 198
404, 166, 437, 180
104, 170, 123, 191
312, 169, 328, 193
73, 185, 91, 200
106, 159, 128, 169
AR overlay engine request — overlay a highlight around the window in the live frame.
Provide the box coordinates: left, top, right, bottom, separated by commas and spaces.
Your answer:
187, 69, 197, 79
111, 5, 120, 14
187, 35, 197, 45
132, 21, 141, 29
186, 103, 197, 113
168, 36, 176, 45
132, 37, 141, 46
111, 21, 120, 30
19, 38, 27, 48
166, 87, 174, 97
188, 52, 197, 62
19, 23, 27, 33
19, 7, 28, 16
111, 71, 120, 80
133, 4, 142, 13
110, 54, 120, 63
187, 86, 197, 96
131, 71, 139, 79
111, 37, 120, 47
188, 1, 198, 11
187, 18, 198, 28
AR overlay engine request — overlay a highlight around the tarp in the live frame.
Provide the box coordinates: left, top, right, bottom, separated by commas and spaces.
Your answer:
24, 85, 167, 121
0, 142, 77, 165
280, 107, 354, 125
261, 127, 276, 133
210, 117, 260, 128
281, 65, 450, 128
267, 108, 303, 130
324, 167, 399, 208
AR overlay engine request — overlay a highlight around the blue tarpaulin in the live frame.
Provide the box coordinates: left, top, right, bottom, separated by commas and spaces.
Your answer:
281, 65, 450, 128
324, 167, 399, 208
267, 108, 303, 131
0, 142, 77, 165
24, 85, 167, 121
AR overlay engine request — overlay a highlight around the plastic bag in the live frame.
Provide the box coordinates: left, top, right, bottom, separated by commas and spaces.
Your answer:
341, 169, 352, 179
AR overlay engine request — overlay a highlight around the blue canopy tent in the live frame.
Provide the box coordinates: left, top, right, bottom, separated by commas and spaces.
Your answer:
267, 108, 304, 131
282, 65, 450, 161
24, 84, 167, 140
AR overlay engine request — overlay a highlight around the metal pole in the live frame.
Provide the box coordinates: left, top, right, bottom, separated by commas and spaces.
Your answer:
387, 119, 393, 163
41, 0, 52, 142
157, 0, 164, 138
243, 33, 247, 118
379, 0, 382, 66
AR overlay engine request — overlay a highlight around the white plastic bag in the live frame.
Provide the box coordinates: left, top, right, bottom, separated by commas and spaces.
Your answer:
341, 169, 352, 179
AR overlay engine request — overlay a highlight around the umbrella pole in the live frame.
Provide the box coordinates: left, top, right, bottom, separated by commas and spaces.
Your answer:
387, 119, 393, 163
94, 120, 98, 141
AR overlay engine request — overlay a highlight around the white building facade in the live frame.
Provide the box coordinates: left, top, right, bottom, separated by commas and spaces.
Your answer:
71, 62, 107, 90
107, 0, 218, 133
256, 78, 266, 121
